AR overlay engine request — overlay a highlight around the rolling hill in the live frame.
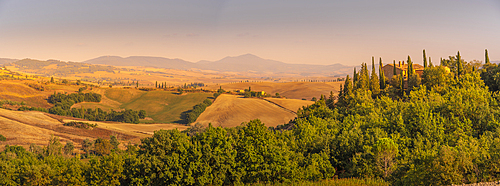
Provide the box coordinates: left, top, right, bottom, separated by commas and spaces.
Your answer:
0, 108, 188, 152
72, 88, 213, 123
194, 94, 313, 128
205, 81, 343, 100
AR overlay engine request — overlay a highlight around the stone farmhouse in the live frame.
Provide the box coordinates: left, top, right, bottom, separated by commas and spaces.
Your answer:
381, 63, 425, 80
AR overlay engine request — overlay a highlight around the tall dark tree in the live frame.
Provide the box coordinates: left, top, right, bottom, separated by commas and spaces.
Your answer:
353, 68, 358, 89
155, 81, 158, 88
457, 51, 463, 78
399, 70, 404, 96
393, 60, 397, 77
485, 49, 490, 64
423, 49, 428, 68
407, 56, 413, 79
370, 59, 380, 96
379, 57, 386, 89
429, 57, 433, 67
343, 75, 353, 97
358, 63, 369, 90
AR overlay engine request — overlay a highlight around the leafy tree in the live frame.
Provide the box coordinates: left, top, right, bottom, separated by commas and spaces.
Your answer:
82, 138, 93, 155
110, 135, 120, 150
374, 138, 398, 179
408, 73, 421, 92
45, 135, 62, 156
94, 138, 113, 156
63, 141, 74, 155
422, 66, 452, 91
138, 110, 146, 119
87, 153, 125, 186
0, 134, 6, 141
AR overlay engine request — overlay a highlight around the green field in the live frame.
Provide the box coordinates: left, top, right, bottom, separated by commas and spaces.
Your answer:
75, 89, 212, 123
107, 89, 212, 123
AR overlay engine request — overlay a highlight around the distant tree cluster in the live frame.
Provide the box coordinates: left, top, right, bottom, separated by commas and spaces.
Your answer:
48, 92, 102, 105
25, 82, 45, 91
60, 108, 146, 124
212, 86, 225, 98
242, 86, 269, 98
63, 121, 97, 129
18, 106, 48, 112
184, 99, 212, 124
46, 92, 145, 124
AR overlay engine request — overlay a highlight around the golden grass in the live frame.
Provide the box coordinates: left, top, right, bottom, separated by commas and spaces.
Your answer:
0, 108, 189, 151
264, 98, 314, 113
205, 82, 342, 100
195, 94, 299, 128
75, 88, 212, 123
62, 119, 189, 136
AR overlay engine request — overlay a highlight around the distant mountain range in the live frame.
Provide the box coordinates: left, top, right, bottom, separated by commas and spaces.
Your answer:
83, 54, 353, 77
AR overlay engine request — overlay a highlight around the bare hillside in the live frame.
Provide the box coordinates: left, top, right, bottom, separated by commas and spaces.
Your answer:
195, 94, 307, 128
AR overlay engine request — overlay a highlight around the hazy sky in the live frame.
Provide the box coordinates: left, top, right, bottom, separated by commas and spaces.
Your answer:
0, 0, 499, 65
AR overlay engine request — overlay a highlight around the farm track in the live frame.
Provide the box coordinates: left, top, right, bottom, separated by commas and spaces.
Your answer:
260, 98, 297, 114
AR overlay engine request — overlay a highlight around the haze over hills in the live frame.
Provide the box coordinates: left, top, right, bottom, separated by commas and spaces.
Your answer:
84, 54, 353, 77
0, 58, 17, 65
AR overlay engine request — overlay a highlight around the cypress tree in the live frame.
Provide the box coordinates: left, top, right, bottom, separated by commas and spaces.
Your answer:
407, 56, 412, 79
423, 49, 427, 68
364, 63, 370, 89
440, 57, 443, 66
429, 57, 433, 67
353, 68, 358, 89
155, 81, 158, 88
358, 63, 369, 90
379, 57, 386, 89
343, 75, 353, 97
486, 49, 490, 64
457, 51, 463, 78
399, 70, 404, 96
393, 60, 397, 77
338, 84, 343, 100
370, 59, 380, 95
